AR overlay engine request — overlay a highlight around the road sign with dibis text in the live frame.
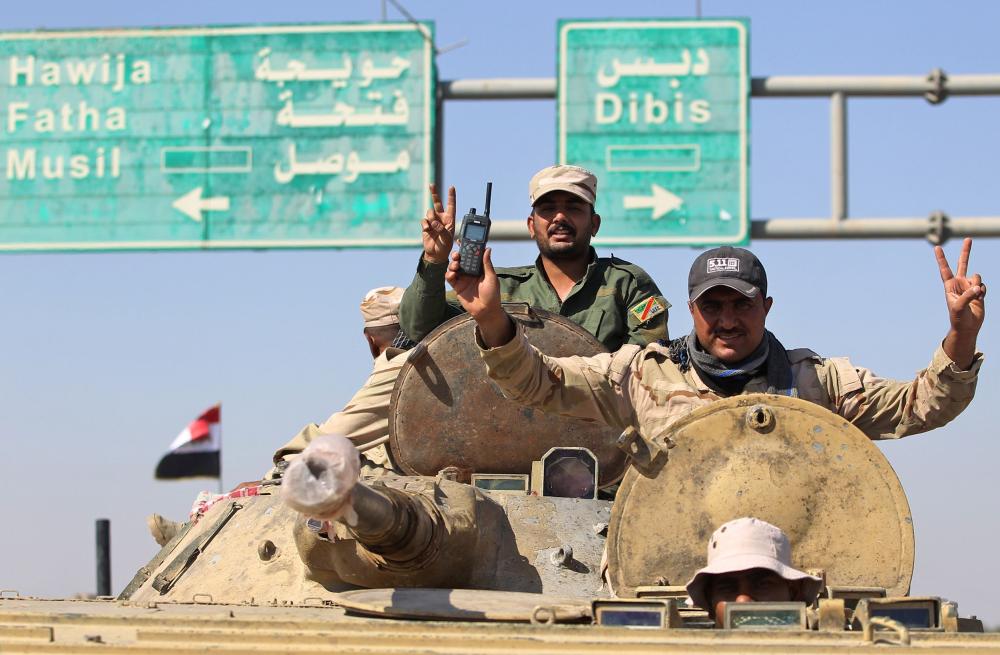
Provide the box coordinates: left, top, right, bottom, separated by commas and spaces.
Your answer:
559, 19, 749, 245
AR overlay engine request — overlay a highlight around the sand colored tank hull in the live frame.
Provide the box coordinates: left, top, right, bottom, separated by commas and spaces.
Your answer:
1, 596, 997, 653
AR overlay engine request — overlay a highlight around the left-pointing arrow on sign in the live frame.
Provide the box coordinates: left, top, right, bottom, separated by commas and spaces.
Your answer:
623, 184, 683, 220
172, 187, 231, 222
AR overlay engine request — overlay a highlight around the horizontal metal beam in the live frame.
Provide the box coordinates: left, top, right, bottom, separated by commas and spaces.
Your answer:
751, 73, 1000, 97
488, 217, 1000, 243
441, 78, 555, 99
440, 73, 1000, 100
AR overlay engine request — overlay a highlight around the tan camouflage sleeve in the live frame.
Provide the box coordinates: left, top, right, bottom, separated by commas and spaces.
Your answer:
270, 351, 408, 465
479, 320, 637, 432
823, 344, 982, 440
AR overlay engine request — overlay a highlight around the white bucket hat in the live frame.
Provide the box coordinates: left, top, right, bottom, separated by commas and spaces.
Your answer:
685, 517, 823, 611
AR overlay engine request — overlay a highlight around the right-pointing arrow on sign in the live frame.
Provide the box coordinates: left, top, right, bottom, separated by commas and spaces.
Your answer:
623, 184, 683, 220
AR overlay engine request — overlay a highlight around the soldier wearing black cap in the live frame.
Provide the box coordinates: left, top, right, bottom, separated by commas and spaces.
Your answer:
448, 240, 986, 445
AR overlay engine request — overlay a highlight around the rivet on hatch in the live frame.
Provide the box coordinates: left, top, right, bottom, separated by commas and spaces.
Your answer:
745, 404, 775, 432
258, 539, 277, 561
550, 545, 574, 567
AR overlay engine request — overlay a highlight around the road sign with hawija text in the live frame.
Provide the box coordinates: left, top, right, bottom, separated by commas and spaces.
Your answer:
558, 19, 749, 245
0, 23, 435, 251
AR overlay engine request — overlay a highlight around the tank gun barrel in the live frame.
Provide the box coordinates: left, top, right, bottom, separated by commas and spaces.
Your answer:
282, 434, 437, 562
341, 480, 438, 561
347, 481, 399, 537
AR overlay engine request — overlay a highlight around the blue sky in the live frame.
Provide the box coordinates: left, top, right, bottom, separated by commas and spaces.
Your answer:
2, 0, 999, 623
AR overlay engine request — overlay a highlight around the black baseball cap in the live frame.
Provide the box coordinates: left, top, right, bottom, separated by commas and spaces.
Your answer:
688, 247, 768, 301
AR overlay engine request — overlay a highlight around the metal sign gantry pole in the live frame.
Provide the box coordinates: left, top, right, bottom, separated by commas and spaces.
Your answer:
436, 71, 1000, 243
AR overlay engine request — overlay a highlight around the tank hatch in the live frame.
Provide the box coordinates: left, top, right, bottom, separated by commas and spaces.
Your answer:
607, 394, 914, 598
390, 306, 627, 487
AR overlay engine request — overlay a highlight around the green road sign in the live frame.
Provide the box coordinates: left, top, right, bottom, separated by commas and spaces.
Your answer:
558, 19, 749, 245
0, 23, 435, 251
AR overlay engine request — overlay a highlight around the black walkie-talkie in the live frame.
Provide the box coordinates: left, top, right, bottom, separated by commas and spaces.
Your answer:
458, 182, 492, 276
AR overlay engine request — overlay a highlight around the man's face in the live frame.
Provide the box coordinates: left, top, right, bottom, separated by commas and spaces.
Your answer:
706, 568, 795, 627
689, 286, 772, 363
527, 190, 599, 260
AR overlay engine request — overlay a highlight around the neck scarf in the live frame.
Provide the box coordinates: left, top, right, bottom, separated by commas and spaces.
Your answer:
666, 330, 797, 397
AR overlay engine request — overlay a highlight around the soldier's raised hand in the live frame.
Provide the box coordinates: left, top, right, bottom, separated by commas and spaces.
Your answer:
936, 237, 986, 369
445, 248, 514, 347
421, 184, 456, 264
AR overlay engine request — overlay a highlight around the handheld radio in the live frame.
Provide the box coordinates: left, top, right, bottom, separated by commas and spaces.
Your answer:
458, 182, 492, 276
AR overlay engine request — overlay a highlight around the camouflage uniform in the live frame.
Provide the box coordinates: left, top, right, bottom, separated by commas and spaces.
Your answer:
400, 247, 671, 351
270, 287, 413, 478
272, 348, 411, 477
480, 321, 982, 445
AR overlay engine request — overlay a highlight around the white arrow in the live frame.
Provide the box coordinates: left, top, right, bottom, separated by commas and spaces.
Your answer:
622, 184, 683, 220
172, 187, 231, 222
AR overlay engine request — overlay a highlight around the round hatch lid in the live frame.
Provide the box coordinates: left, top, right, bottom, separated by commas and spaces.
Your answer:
389, 306, 626, 487
607, 394, 914, 598
334, 588, 591, 622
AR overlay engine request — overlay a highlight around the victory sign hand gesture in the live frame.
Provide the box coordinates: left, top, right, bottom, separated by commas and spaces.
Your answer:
937, 237, 986, 369
421, 184, 456, 264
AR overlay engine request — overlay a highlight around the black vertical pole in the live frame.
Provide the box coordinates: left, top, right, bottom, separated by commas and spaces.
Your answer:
96, 518, 111, 597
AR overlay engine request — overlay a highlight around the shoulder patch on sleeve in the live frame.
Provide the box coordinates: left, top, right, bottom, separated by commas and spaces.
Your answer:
829, 356, 863, 394
629, 296, 666, 324
607, 344, 643, 385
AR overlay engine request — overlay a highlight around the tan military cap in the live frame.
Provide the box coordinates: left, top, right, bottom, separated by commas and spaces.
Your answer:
528, 164, 597, 206
360, 286, 404, 327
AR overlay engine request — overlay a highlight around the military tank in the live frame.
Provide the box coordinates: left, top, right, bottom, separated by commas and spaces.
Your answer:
1, 311, 996, 652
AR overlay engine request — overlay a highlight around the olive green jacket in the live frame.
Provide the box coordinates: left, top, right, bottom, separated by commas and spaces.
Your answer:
400, 248, 670, 351
480, 321, 982, 446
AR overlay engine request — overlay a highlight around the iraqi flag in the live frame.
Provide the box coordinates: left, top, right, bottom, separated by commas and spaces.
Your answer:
155, 404, 221, 479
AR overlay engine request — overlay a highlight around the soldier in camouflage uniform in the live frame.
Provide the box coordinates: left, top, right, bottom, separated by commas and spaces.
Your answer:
446, 241, 986, 445
401, 164, 670, 351
270, 287, 414, 477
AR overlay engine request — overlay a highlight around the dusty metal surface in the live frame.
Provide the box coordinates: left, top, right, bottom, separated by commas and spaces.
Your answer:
3, 597, 1000, 653
607, 394, 914, 597
124, 490, 351, 605
122, 478, 611, 603
492, 494, 611, 598
333, 588, 591, 621
390, 307, 626, 486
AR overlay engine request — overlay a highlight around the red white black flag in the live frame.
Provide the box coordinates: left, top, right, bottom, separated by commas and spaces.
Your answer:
155, 404, 221, 479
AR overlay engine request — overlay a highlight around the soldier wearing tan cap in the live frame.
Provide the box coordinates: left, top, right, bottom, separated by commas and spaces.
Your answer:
270, 286, 415, 478
358, 286, 409, 357
401, 164, 671, 352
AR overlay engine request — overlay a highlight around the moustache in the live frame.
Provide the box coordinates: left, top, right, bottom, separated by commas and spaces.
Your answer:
548, 222, 577, 237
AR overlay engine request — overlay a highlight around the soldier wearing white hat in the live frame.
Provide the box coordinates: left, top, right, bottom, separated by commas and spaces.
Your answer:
685, 517, 823, 626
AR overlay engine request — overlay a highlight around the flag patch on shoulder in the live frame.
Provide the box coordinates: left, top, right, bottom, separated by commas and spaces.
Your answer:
629, 297, 665, 323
